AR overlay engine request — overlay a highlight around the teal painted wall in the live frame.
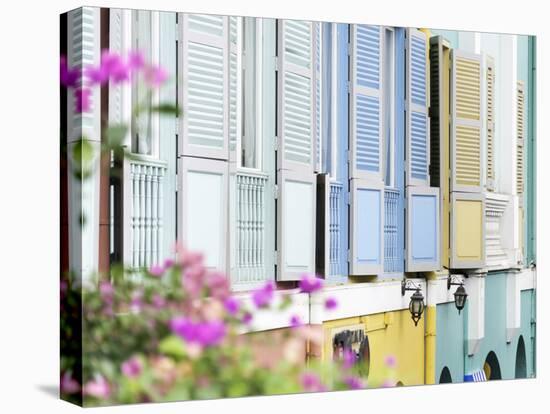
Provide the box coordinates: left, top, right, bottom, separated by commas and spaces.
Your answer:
435, 302, 465, 383
429, 29, 458, 48
527, 37, 536, 265
464, 272, 536, 379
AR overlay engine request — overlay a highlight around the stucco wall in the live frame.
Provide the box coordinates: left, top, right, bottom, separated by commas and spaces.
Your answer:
435, 302, 465, 383
322, 309, 425, 388
464, 272, 535, 379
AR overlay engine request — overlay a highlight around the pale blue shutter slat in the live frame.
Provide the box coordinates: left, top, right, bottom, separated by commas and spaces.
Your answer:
406, 29, 429, 186
349, 24, 384, 276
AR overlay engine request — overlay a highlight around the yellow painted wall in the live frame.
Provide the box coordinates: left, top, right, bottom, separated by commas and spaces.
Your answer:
322, 310, 425, 387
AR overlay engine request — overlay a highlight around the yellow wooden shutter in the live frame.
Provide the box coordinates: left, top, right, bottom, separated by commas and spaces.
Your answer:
451, 50, 482, 193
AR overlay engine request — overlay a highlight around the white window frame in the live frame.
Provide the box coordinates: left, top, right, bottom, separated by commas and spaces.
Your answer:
131, 10, 160, 158
383, 26, 395, 188
236, 18, 263, 172
329, 23, 338, 181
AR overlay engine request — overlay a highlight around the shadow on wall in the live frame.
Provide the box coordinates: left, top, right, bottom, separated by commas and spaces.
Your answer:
515, 336, 527, 379
439, 366, 452, 383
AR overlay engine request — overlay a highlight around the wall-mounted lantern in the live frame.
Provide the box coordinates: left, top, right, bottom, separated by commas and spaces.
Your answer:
401, 279, 425, 326
447, 275, 468, 314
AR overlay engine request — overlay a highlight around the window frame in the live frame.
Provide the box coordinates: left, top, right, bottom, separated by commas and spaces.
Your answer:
236, 17, 263, 172
383, 26, 395, 188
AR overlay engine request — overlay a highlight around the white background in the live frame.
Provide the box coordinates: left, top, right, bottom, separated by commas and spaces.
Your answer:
0, 0, 547, 412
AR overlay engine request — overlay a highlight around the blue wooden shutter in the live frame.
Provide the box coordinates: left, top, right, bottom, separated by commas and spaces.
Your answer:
349, 24, 384, 276
276, 19, 317, 280
180, 14, 229, 160
406, 29, 430, 186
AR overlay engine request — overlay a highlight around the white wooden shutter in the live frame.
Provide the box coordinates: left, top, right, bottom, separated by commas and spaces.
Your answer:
486, 56, 495, 191
406, 28, 430, 186
349, 25, 384, 276
228, 16, 242, 161
451, 50, 482, 193
516, 81, 525, 198
276, 19, 316, 280
180, 14, 229, 160
66, 7, 102, 282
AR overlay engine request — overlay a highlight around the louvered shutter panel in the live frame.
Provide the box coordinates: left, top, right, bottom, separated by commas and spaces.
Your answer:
486, 56, 495, 191
276, 20, 316, 280
66, 7, 102, 281
406, 29, 430, 186
516, 81, 525, 198
228, 16, 241, 160
315, 22, 322, 172
349, 25, 384, 276
451, 50, 482, 193
180, 14, 229, 160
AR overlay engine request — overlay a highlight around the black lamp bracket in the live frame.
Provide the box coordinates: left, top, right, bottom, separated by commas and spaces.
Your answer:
447, 275, 464, 290
401, 279, 422, 296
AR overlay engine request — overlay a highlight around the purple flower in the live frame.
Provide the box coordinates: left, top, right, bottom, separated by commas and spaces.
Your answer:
131, 290, 143, 312
110, 61, 130, 84
301, 372, 326, 392
299, 274, 323, 294
152, 293, 166, 309
127, 50, 145, 72
75, 88, 91, 113
149, 264, 164, 277
99, 281, 114, 303
242, 311, 253, 325
163, 258, 175, 269
170, 317, 227, 347
290, 315, 303, 328
224, 297, 241, 316
325, 297, 338, 310
343, 348, 356, 369
83, 375, 111, 399
84, 64, 109, 85
121, 356, 142, 378
60, 56, 80, 88
60, 372, 80, 394
252, 281, 275, 308
384, 355, 397, 368
344, 376, 364, 390
144, 65, 168, 88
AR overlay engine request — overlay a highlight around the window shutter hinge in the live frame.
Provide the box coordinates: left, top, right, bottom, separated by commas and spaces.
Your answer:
272, 56, 279, 72
274, 251, 279, 263
347, 249, 351, 262
274, 136, 279, 151
347, 81, 351, 94
274, 184, 279, 199
347, 42, 352, 57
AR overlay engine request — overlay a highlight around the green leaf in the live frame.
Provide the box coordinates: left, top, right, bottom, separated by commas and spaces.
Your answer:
158, 335, 187, 359
105, 124, 128, 147
72, 138, 94, 166
150, 103, 181, 117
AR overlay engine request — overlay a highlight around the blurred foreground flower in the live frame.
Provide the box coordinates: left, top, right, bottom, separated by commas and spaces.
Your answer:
299, 273, 323, 293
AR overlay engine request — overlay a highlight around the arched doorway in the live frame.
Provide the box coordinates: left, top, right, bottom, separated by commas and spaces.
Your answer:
439, 366, 453, 383
515, 336, 527, 379
483, 351, 502, 380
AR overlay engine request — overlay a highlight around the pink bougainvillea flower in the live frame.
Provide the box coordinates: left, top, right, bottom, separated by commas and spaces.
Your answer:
121, 356, 143, 378
131, 290, 143, 313
152, 293, 166, 309
83, 64, 109, 85
301, 372, 326, 392
149, 264, 164, 277
299, 273, 324, 294
343, 348, 356, 369
206, 272, 230, 300
60, 56, 80, 88
290, 315, 303, 328
163, 258, 175, 269
60, 371, 80, 394
127, 50, 145, 72
75, 88, 92, 113
344, 376, 364, 390
325, 297, 338, 310
224, 296, 241, 316
384, 355, 397, 368
110, 61, 130, 84
144, 65, 168, 88
99, 281, 114, 303
83, 375, 111, 399
252, 281, 275, 308
242, 311, 253, 325
170, 317, 227, 347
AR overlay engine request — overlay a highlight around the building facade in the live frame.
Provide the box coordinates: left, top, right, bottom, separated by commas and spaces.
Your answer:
62, 7, 537, 386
